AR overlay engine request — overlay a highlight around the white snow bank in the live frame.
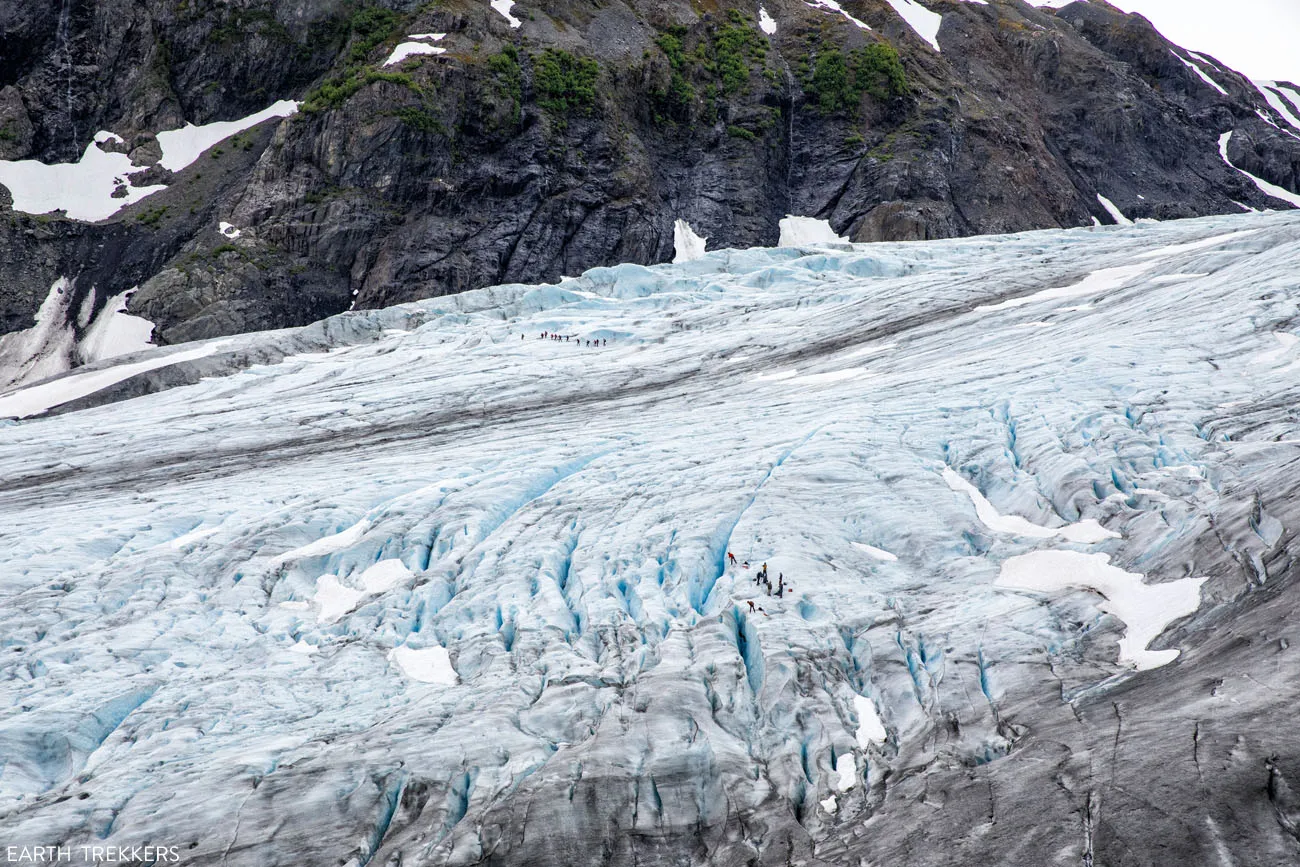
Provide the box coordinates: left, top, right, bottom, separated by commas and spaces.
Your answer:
1096, 193, 1132, 226
803, 0, 870, 31
1255, 82, 1300, 132
1274, 84, 1300, 119
1218, 132, 1300, 208
314, 559, 412, 623
288, 640, 319, 656
384, 33, 448, 66
853, 695, 887, 746
77, 290, 155, 365
943, 468, 1118, 543
389, 645, 458, 684
315, 576, 365, 624
0, 337, 231, 419
1137, 227, 1261, 259
996, 550, 1206, 670
832, 753, 857, 791
759, 6, 777, 34
884, 0, 941, 52
0, 139, 167, 222
274, 518, 373, 564
0, 278, 76, 391
673, 219, 708, 263
218, 222, 241, 239
0, 100, 301, 222
976, 262, 1153, 313
778, 215, 849, 247
169, 525, 221, 549
357, 558, 414, 593
853, 541, 898, 562
490, 0, 522, 28
1175, 53, 1228, 96
157, 100, 299, 172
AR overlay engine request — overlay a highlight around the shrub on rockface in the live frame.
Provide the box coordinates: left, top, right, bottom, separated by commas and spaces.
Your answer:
807, 41, 908, 114
533, 48, 600, 118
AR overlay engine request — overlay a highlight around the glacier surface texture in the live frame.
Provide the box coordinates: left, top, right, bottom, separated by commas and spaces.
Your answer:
2, 212, 1300, 865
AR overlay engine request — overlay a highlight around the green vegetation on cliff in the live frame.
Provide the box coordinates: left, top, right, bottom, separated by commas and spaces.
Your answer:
807, 42, 908, 114
533, 48, 600, 119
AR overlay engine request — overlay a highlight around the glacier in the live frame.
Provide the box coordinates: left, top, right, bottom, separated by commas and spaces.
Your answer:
2, 212, 1300, 865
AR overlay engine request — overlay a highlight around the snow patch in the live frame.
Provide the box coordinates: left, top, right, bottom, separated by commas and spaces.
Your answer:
0, 139, 167, 222
996, 550, 1206, 670
157, 100, 299, 173
78, 290, 155, 365
389, 645, 458, 684
218, 222, 241, 239
852, 541, 898, 562
673, 219, 708, 263
490, 0, 522, 28
313, 558, 411, 623
758, 6, 777, 34
170, 525, 221, 549
274, 518, 373, 565
384, 34, 448, 66
942, 468, 1118, 543
1217, 133, 1300, 208
1138, 228, 1262, 259
315, 576, 365, 624
803, 0, 871, 31
1174, 52, 1228, 96
976, 262, 1154, 312
832, 753, 857, 791
1253, 82, 1300, 133
853, 695, 887, 746
884, 0, 942, 52
0, 278, 77, 390
778, 215, 849, 247
0, 337, 232, 419
1096, 194, 1132, 226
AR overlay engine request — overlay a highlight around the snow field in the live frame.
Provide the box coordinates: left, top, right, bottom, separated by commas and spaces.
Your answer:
0, 100, 299, 223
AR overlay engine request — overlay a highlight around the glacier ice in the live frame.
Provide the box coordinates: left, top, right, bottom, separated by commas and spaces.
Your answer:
1, 212, 1299, 864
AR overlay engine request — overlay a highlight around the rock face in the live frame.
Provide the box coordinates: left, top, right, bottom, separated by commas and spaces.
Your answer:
2, 211, 1300, 865
1, 0, 1299, 361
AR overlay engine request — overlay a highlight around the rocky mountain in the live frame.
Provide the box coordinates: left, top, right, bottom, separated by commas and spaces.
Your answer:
1, 0, 1299, 380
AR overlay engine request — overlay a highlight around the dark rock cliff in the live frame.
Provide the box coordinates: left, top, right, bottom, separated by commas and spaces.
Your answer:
1, 0, 1298, 353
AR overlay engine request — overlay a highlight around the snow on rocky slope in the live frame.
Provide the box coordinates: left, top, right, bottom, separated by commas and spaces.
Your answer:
2, 212, 1300, 865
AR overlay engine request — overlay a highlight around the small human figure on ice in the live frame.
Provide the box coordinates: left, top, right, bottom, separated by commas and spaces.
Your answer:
728, 552, 737, 566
